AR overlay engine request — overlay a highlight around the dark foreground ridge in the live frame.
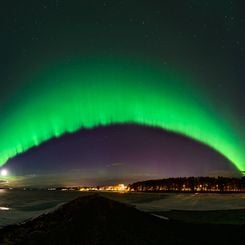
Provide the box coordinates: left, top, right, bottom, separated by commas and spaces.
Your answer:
0, 194, 244, 245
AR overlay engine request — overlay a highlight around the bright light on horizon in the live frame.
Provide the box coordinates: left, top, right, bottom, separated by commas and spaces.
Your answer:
0, 169, 8, 177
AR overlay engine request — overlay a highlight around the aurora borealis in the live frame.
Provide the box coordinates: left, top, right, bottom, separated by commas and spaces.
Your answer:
0, 58, 244, 172
1, 0, 244, 185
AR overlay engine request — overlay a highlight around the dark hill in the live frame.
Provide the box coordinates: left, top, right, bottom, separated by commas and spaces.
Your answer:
0, 194, 244, 245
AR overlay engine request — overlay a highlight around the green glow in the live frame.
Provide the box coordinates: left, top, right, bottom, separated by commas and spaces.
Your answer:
0, 58, 244, 171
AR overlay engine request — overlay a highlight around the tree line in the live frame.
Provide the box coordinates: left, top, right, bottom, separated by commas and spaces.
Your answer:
129, 176, 245, 192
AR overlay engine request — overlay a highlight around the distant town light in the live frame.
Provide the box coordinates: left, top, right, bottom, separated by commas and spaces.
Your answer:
79, 184, 128, 192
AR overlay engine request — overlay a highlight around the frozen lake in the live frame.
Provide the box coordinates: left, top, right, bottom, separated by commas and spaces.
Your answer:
0, 190, 245, 227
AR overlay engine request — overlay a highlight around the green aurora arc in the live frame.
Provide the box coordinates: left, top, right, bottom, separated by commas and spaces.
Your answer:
0, 58, 244, 172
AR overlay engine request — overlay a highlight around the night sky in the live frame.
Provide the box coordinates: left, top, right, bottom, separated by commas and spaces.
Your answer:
0, 0, 244, 186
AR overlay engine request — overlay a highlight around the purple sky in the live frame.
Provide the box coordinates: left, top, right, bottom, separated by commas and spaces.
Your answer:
5, 124, 239, 187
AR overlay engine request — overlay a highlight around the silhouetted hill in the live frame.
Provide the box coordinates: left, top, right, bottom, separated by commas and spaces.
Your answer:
0, 194, 244, 244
